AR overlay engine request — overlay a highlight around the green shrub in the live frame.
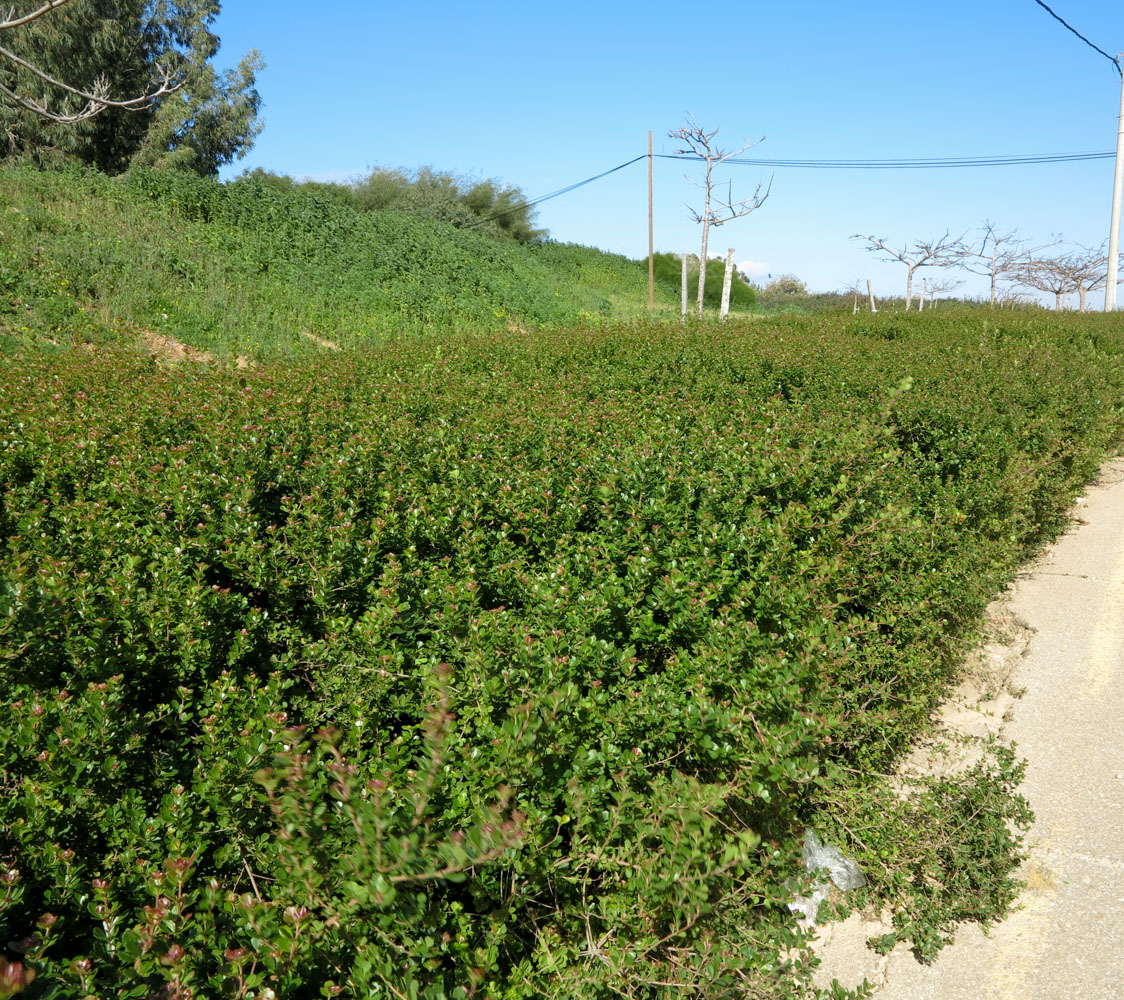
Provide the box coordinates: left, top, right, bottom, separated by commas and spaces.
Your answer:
651, 251, 756, 311
2, 313, 1123, 996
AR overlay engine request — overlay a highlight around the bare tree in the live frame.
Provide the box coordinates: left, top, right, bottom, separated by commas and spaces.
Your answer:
921, 276, 964, 308
669, 114, 771, 318
0, 0, 178, 124
843, 277, 865, 313
852, 231, 967, 310
959, 223, 1046, 306
1063, 245, 1111, 313
1011, 255, 1077, 311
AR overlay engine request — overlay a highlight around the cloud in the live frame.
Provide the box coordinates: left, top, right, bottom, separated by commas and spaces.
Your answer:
737, 259, 770, 277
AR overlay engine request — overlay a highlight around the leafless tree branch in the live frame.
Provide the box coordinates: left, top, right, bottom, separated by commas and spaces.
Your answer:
1010, 254, 1077, 311
851, 231, 968, 310
0, 0, 180, 124
669, 114, 771, 318
959, 223, 1061, 306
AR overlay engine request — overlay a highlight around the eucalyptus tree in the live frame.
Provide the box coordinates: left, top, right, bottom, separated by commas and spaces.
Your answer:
0, 0, 262, 175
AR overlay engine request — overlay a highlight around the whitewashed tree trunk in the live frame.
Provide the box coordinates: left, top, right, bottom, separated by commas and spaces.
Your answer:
867, 280, 877, 313
905, 267, 915, 310
919, 278, 926, 312
696, 162, 713, 318
719, 248, 735, 321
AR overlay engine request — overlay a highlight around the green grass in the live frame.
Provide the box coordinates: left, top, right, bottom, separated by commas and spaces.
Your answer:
0, 165, 747, 360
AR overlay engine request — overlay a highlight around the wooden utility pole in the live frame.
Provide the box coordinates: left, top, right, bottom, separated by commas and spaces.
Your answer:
867, 280, 878, 313
1107, 55, 1124, 311
681, 253, 688, 322
648, 131, 654, 310
719, 248, 735, 321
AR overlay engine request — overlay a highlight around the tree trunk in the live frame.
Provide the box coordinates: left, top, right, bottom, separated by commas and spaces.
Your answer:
697, 227, 710, 318
905, 267, 914, 311
719, 248, 735, 321
1055, 291, 1062, 311
1079, 285, 1087, 312
696, 159, 713, 319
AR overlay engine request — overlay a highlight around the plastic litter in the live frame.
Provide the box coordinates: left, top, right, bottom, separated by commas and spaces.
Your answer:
803, 828, 866, 890
787, 828, 866, 925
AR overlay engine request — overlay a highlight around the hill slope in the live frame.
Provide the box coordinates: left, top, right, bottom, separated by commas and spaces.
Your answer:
0, 166, 723, 358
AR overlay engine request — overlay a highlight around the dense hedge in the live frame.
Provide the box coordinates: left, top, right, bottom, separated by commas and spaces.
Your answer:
2, 311, 1122, 998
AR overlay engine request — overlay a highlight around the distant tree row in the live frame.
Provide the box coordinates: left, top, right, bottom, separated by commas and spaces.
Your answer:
0, 0, 262, 177
853, 226, 1120, 312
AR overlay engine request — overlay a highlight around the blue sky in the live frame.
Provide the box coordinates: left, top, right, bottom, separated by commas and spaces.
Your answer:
213, 1, 1123, 302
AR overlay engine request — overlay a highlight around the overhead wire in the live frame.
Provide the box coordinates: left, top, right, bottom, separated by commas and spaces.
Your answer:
463, 5, 1121, 230
460, 146, 1114, 231
1032, 0, 1122, 75
657, 151, 1115, 169
462, 155, 647, 229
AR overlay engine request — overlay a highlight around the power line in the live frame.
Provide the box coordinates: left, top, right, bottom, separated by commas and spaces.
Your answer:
463, 155, 647, 230
462, 146, 1115, 231
1033, 0, 1121, 75
657, 151, 1115, 169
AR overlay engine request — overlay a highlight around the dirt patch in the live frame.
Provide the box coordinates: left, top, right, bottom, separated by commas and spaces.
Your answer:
301, 330, 340, 350
143, 330, 215, 363
140, 330, 256, 369
893, 599, 1031, 789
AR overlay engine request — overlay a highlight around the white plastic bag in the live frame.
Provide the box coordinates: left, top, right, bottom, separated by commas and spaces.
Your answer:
803, 827, 866, 891
787, 828, 866, 925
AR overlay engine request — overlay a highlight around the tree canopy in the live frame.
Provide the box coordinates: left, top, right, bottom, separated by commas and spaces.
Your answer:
0, 0, 262, 176
353, 166, 546, 243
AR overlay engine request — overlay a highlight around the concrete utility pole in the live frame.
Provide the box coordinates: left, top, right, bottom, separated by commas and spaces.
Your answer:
1107, 56, 1124, 311
648, 131, 654, 310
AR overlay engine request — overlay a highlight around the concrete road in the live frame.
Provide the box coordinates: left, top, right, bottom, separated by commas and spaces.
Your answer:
873, 458, 1124, 1000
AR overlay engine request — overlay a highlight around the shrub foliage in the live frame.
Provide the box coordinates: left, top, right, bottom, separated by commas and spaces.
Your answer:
2, 312, 1123, 997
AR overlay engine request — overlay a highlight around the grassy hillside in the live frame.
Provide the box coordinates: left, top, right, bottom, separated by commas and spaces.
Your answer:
0, 166, 716, 358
